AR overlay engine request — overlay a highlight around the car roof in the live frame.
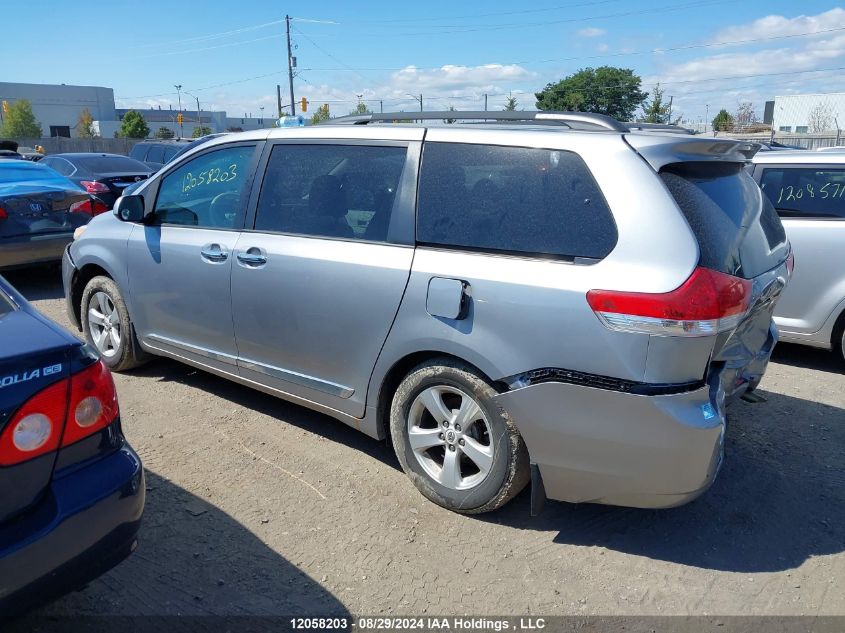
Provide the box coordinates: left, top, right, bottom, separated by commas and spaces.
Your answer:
0, 159, 50, 170
752, 150, 845, 164
48, 153, 130, 159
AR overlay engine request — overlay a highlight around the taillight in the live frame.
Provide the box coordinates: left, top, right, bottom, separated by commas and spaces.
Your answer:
80, 180, 110, 194
0, 380, 67, 466
0, 205, 7, 220
61, 361, 119, 447
70, 198, 110, 216
0, 360, 118, 466
587, 267, 752, 337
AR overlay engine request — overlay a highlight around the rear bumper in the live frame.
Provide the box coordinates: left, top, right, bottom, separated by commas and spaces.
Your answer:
0, 442, 144, 615
0, 233, 73, 269
494, 382, 724, 509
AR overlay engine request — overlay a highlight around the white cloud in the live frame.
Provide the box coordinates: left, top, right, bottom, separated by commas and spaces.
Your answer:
388, 64, 535, 93
596, 43, 609, 53
577, 27, 606, 38
712, 8, 845, 42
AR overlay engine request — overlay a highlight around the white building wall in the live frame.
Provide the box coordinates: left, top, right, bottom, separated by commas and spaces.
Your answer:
0, 82, 116, 137
772, 93, 845, 133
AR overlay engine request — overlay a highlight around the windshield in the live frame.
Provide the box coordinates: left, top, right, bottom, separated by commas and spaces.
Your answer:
75, 155, 150, 173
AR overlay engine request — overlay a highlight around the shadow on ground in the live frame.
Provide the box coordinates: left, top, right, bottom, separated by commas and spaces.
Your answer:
771, 341, 843, 373
2, 265, 65, 302
18, 470, 349, 621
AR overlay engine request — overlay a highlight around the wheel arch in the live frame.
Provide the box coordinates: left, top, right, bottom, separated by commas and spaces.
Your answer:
69, 263, 113, 331
373, 350, 508, 442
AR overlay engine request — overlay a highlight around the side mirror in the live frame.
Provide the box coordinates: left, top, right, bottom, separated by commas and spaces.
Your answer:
114, 195, 145, 223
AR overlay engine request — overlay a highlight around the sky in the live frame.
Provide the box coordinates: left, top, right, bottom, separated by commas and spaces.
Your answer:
4, 0, 845, 125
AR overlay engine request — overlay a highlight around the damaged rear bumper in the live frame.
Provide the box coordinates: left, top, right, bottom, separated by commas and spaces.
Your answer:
493, 381, 724, 510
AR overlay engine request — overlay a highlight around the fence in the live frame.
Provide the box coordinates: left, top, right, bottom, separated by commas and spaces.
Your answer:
8, 137, 142, 156
725, 133, 843, 150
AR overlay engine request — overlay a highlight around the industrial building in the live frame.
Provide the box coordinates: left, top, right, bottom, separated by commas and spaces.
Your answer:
0, 81, 274, 138
767, 93, 845, 134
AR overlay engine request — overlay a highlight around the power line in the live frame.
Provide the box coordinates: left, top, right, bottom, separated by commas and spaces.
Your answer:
128, 19, 285, 50
129, 34, 279, 60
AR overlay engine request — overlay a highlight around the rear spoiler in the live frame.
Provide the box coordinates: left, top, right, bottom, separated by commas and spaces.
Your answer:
624, 134, 760, 171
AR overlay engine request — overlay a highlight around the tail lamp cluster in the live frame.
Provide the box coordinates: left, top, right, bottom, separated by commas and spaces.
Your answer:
587, 266, 753, 337
70, 198, 110, 216
0, 360, 118, 466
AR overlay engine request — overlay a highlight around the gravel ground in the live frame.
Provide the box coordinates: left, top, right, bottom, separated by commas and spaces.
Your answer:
5, 266, 844, 617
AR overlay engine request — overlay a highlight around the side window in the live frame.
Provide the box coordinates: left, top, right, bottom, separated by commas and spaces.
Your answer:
162, 146, 179, 163
417, 143, 617, 259
129, 144, 147, 161
152, 145, 255, 228
254, 144, 407, 241
145, 145, 165, 164
44, 158, 73, 176
760, 167, 845, 219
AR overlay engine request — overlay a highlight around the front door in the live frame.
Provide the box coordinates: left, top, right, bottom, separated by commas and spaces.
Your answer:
231, 140, 419, 417
127, 143, 259, 372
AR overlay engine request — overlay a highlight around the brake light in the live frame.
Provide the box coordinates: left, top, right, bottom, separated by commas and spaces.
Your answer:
80, 180, 110, 194
0, 205, 7, 220
0, 360, 119, 466
0, 380, 67, 466
70, 198, 110, 216
587, 267, 752, 337
61, 361, 119, 447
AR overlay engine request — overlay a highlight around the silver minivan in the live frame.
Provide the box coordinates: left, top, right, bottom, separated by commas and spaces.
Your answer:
750, 150, 845, 363
63, 112, 792, 514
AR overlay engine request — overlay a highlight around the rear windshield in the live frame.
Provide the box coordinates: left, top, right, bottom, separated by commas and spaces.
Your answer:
661, 162, 788, 279
0, 165, 68, 184
75, 155, 149, 173
759, 167, 845, 219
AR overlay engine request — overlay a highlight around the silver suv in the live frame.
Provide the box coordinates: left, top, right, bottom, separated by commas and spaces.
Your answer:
62, 112, 792, 514
750, 150, 845, 363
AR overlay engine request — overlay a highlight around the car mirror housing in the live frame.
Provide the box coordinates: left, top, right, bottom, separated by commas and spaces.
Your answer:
114, 195, 145, 223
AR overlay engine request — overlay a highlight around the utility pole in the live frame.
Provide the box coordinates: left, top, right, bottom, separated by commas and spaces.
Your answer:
379, 100, 383, 113
174, 84, 183, 138
484, 93, 488, 111
705, 104, 710, 134
667, 95, 673, 123
277, 85, 283, 119
286, 15, 296, 115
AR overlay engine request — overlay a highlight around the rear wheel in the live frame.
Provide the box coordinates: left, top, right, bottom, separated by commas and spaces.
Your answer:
81, 276, 150, 371
835, 313, 845, 365
390, 359, 529, 514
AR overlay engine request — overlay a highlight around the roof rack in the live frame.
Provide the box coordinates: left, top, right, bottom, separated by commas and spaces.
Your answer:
322, 110, 631, 132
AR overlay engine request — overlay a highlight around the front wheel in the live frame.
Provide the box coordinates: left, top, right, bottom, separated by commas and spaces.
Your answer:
390, 359, 529, 514
81, 276, 150, 371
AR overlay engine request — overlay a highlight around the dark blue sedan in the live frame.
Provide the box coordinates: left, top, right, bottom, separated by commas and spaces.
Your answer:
0, 275, 144, 615
0, 161, 104, 270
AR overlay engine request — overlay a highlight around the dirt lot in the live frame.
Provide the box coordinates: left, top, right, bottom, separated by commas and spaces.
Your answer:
5, 266, 844, 617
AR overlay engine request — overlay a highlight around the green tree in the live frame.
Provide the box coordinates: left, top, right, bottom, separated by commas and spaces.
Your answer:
310, 103, 331, 124
191, 125, 213, 138
535, 66, 647, 121
0, 99, 43, 138
349, 102, 371, 116
118, 110, 149, 139
503, 94, 518, 111
77, 108, 95, 138
155, 126, 175, 139
712, 109, 734, 132
639, 83, 672, 124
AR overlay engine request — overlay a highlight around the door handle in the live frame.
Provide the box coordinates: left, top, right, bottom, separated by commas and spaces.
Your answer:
200, 244, 228, 262
236, 250, 267, 267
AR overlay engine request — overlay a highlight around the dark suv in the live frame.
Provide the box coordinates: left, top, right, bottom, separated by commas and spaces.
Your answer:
129, 140, 191, 171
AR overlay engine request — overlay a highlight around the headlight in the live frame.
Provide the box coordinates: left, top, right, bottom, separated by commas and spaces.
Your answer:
73, 225, 87, 240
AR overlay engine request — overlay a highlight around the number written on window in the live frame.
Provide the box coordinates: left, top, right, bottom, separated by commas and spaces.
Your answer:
776, 182, 845, 203
182, 163, 239, 193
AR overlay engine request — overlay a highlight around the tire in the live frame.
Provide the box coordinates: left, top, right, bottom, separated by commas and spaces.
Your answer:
389, 359, 530, 514
80, 276, 150, 371
834, 313, 845, 366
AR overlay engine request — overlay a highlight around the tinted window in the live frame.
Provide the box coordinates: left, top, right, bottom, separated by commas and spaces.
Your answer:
254, 144, 407, 241
661, 163, 788, 279
417, 143, 616, 259
152, 145, 255, 228
42, 157, 74, 176
145, 146, 165, 164
129, 144, 148, 161
759, 167, 845, 219
162, 146, 180, 163
75, 155, 149, 173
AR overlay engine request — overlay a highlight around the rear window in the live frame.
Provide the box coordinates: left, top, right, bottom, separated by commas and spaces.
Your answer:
661, 162, 788, 279
145, 146, 165, 164
129, 144, 148, 161
76, 155, 149, 173
759, 167, 845, 219
417, 142, 617, 260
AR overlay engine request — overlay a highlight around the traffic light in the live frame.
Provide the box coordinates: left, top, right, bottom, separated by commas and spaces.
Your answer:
300, 97, 308, 113
176, 112, 183, 124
